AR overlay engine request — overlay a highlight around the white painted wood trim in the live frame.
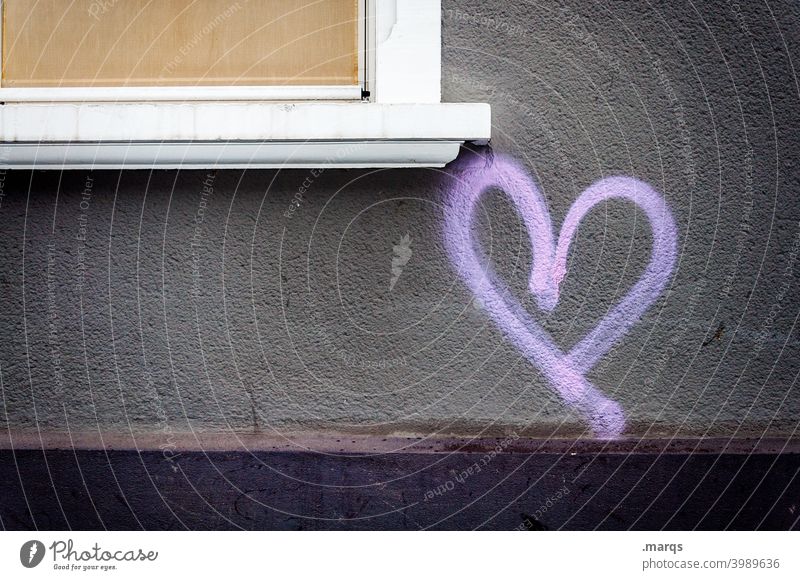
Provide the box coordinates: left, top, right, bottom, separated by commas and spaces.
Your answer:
0, 85, 362, 103
373, 0, 441, 103
0, 141, 465, 169
0, 102, 490, 143
0, 0, 3, 90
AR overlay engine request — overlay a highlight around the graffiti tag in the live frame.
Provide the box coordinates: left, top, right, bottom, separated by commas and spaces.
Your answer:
443, 153, 677, 438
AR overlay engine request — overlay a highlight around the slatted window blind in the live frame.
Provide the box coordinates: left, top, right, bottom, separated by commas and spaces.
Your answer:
1, 0, 359, 88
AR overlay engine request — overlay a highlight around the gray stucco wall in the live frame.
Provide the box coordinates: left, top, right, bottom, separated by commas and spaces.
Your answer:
1, 0, 799, 439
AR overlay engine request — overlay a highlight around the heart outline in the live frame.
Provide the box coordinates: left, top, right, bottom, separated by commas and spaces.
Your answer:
444, 152, 677, 438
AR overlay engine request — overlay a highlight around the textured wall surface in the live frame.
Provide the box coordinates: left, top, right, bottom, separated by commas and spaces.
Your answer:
1, 0, 799, 440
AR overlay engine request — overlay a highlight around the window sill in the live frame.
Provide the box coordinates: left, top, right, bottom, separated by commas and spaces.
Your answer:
0, 101, 490, 169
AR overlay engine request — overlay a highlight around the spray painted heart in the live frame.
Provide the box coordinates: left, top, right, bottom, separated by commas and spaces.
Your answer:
444, 153, 677, 438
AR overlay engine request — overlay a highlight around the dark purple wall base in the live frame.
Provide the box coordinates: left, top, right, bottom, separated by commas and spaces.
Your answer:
2, 449, 798, 530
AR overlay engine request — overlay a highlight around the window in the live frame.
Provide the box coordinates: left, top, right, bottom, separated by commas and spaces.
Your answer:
0, 0, 491, 169
2, 0, 363, 100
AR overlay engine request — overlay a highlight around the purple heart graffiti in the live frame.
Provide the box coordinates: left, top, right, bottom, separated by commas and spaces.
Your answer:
444, 153, 678, 438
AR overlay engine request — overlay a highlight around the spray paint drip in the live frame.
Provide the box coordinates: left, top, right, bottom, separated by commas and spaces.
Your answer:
443, 152, 677, 438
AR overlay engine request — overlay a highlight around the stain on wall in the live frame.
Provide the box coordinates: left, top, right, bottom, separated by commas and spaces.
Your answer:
1, 0, 799, 439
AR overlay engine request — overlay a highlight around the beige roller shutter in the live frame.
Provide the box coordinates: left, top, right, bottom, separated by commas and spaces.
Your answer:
2, 0, 359, 88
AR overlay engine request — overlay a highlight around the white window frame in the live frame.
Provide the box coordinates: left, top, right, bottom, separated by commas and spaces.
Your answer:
0, 0, 491, 169
0, 0, 367, 102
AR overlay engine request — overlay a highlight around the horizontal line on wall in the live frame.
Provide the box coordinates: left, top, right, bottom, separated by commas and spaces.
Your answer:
1, 431, 796, 455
